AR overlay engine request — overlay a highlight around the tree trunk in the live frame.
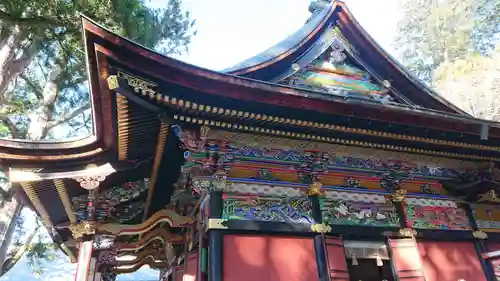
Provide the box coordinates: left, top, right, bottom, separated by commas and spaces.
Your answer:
0, 190, 23, 274
0, 224, 40, 276
0, 26, 35, 100
26, 63, 63, 140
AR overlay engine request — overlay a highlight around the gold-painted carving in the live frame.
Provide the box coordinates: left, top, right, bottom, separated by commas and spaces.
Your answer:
399, 228, 417, 237
473, 230, 488, 240
306, 181, 323, 196
206, 218, 228, 230
389, 188, 407, 202
107, 75, 118, 90
311, 223, 332, 233
212, 169, 230, 191
73, 175, 106, 190
117, 71, 156, 96
69, 221, 96, 239
478, 190, 499, 203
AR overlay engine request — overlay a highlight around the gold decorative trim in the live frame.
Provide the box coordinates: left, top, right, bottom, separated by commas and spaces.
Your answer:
117, 71, 157, 96
399, 228, 417, 237
306, 181, 323, 196
116, 93, 129, 161
473, 230, 488, 240
54, 179, 76, 224
311, 223, 332, 233
389, 189, 407, 203
107, 75, 118, 90
206, 218, 228, 230
173, 114, 500, 161
69, 221, 96, 239
115, 70, 500, 153
143, 121, 169, 220
20, 182, 54, 228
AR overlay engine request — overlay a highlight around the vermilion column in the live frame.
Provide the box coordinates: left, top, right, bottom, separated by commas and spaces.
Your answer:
74, 240, 95, 281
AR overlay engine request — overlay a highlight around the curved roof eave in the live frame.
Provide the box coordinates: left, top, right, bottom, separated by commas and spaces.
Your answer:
224, 1, 469, 116
222, 1, 340, 77
338, 4, 470, 116
80, 16, 500, 136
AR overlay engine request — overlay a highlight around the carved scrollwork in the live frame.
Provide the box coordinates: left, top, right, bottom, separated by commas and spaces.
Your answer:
94, 234, 116, 249
74, 175, 106, 190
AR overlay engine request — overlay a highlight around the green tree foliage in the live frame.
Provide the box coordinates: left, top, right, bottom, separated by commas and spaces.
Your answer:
0, 0, 195, 275
394, 0, 500, 118
394, 0, 500, 84
0, 0, 195, 139
433, 45, 500, 120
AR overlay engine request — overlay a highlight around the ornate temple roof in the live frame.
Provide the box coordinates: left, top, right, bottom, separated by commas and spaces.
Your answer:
224, 0, 467, 115
3, 0, 500, 261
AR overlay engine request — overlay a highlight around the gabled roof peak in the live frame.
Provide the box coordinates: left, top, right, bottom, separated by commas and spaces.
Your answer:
224, 0, 468, 115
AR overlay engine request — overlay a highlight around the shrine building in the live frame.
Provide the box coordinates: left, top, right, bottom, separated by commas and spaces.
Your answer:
3, 1, 500, 281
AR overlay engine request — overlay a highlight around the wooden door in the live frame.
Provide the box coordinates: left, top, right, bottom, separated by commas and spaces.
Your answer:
324, 237, 349, 281
388, 238, 426, 281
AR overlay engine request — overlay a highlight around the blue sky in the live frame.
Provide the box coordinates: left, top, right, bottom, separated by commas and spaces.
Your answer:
0, 0, 402, 280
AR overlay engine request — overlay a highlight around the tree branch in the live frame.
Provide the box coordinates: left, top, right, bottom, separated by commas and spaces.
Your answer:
46, 101, 91, 131
0, 10, 65, 27
19, 74, 44, 100
0, 225, 41, 277
0, 116, 18, 138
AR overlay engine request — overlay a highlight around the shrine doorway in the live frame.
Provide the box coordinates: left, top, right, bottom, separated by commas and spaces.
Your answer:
343, 240, 395, 281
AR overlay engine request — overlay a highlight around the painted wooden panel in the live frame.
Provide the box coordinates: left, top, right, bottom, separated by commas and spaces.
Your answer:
182, 253, 197, 281
324, 237, 349, 281
222, 193, 315, 224
388, 238, 426, 281
405, 197, 470, 230
223, 235, 318, 281
485, 243, 500, 280
320, 190, 400, 227
470, 203, 500, 232
417, 241, 486, 281
490, 259, 500, 280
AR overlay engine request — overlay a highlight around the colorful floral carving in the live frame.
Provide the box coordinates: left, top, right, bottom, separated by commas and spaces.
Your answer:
220, 143, 462, 178
71, 179, 149, 223
320, 197, 400, 227
222, 193, 314, 224
405, 203, 470, 230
